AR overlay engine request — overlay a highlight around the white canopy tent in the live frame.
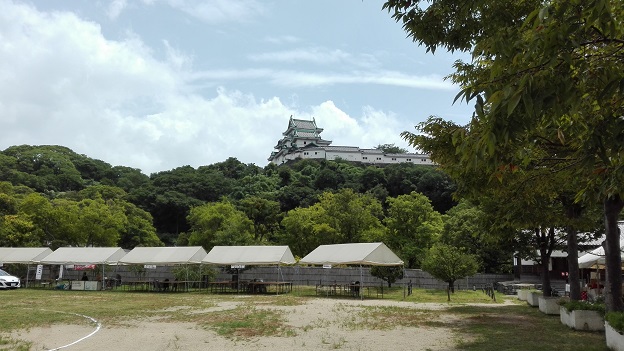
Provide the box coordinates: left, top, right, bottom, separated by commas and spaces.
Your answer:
0, 247, 54, 287
118, 246, 208, 290
38, 247, 128, 287
202, 246, 296, 266
578, 230, 624, 269
300, 242, 404, 299
118, 246, 207, 265
0, 247, 53, 264
38, 247, 127, 265
299, 242, 404, 266
203, 246, 296, 292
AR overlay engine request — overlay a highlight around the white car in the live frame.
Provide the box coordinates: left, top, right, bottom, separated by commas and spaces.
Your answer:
0, 269, 20, 289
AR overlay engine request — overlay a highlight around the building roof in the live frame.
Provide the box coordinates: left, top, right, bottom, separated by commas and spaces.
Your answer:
324, 146, 361, 152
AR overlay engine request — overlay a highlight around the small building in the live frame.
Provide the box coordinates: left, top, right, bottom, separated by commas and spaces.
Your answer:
268, 116, 434, 166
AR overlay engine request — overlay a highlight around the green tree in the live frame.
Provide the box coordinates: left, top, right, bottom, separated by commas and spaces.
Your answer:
0, 214, 38, 247
187, 200, 255, 249
384, 192, 443, 268
237, 196, 281, 242
75, 197, 126, 246
422, 243, 479, 301
316, 189, 385, 243
278, 205, 338, 257
370, 266, 404, 288
375, 143, 409, 154
441, 200, 514, 274
384, 0, 624, 309
119, 202, 163, 248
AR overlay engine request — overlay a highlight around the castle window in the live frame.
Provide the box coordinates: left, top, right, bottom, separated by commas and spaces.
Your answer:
377, 157, 382, 160
363, 157, 368, 160
391, 157, 396, 161
315, 152, 318, 155
407, 159, 412, 161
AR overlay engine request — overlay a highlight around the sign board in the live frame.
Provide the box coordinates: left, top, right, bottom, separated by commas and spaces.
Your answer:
144, 265, 157, 269
231, 265, 245, 269
71, 281, 85, 290
323, 264, 332, 269
35, 265, 43, 280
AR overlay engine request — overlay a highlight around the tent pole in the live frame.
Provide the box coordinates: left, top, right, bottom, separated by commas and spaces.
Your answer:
359, 265, 364, 300
26, 264, 30, 288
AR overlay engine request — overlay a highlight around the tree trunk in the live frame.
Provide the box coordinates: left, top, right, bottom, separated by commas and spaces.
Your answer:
604, 195, 624, 312
537, 227, 555, 297
566, 227, 580, 300
562, 198, 582, 300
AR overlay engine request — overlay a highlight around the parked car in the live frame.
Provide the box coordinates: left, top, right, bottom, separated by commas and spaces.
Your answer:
0, 269, 20, 289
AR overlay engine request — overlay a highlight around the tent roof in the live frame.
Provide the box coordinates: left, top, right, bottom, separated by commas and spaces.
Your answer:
203, 246, 296, 265
38, 247, 127, 265
0, 247, 53, 264
578, 223, 624, 269
299, 242, 404, 266
118, 246, 207, 265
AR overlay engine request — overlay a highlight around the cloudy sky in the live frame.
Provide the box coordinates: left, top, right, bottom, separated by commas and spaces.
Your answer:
0, 0, 473, 175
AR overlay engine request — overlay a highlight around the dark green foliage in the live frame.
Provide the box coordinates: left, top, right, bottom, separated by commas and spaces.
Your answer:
0, 145, 468, 256
606, 312, 624, 332
559, 300, 605, 316
370, 266, 404, 287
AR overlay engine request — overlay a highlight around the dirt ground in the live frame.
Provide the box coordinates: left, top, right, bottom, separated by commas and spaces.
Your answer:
9, 298, 482, 351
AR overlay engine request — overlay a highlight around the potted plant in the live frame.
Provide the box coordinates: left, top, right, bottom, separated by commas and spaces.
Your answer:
605, 312, 624, 351
559, 299, 605, 331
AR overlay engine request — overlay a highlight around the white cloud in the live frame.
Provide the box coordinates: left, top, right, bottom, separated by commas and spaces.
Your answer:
164, 0, 266, 24
263, 35, 300, 45
0, 1, 432, 174
107, 0, 128, 20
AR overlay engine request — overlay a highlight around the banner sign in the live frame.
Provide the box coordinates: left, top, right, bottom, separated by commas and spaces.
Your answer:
144, 265, 157, 269
231, 265, 245, 269
323, 264, 332, 269
35, 265, 43, 280
74, 264, 96, 271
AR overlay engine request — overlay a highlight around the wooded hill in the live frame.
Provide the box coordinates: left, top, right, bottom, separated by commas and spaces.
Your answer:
0, 144, 512, 272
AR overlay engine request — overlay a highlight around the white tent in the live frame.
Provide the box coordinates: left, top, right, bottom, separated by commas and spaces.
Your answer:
38, 247, 127, 265
299, 242, 404, 266
0, 247, 53, 264
202, 246, 296, 266
578, 229, 624, 269
118, 246, 207, 265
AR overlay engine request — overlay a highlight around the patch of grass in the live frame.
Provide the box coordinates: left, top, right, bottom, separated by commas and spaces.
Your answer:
386, 287, 501, 304
0, 335, 31, 351
447, 305, 607, 351
196, 305, 295, 339
345, 305, 442, 330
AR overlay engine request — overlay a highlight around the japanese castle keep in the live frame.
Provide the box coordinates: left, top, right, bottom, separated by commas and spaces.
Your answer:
268, 116, 433, 166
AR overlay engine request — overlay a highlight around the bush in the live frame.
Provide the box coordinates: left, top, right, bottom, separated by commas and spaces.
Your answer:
606, 312, 624, 333
559, 299, 605, 316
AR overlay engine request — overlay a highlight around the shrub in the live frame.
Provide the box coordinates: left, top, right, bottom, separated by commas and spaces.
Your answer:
606, 312, 624, 333
559, 299, 605, 316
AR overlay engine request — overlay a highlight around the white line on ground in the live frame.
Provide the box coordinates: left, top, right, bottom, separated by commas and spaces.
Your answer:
46, 313, 101, 351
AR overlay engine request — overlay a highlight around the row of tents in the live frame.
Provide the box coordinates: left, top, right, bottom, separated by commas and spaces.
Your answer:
0, 242, 404, 268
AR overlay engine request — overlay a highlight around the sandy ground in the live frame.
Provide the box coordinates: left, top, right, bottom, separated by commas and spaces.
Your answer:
8, 298, 487, 351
